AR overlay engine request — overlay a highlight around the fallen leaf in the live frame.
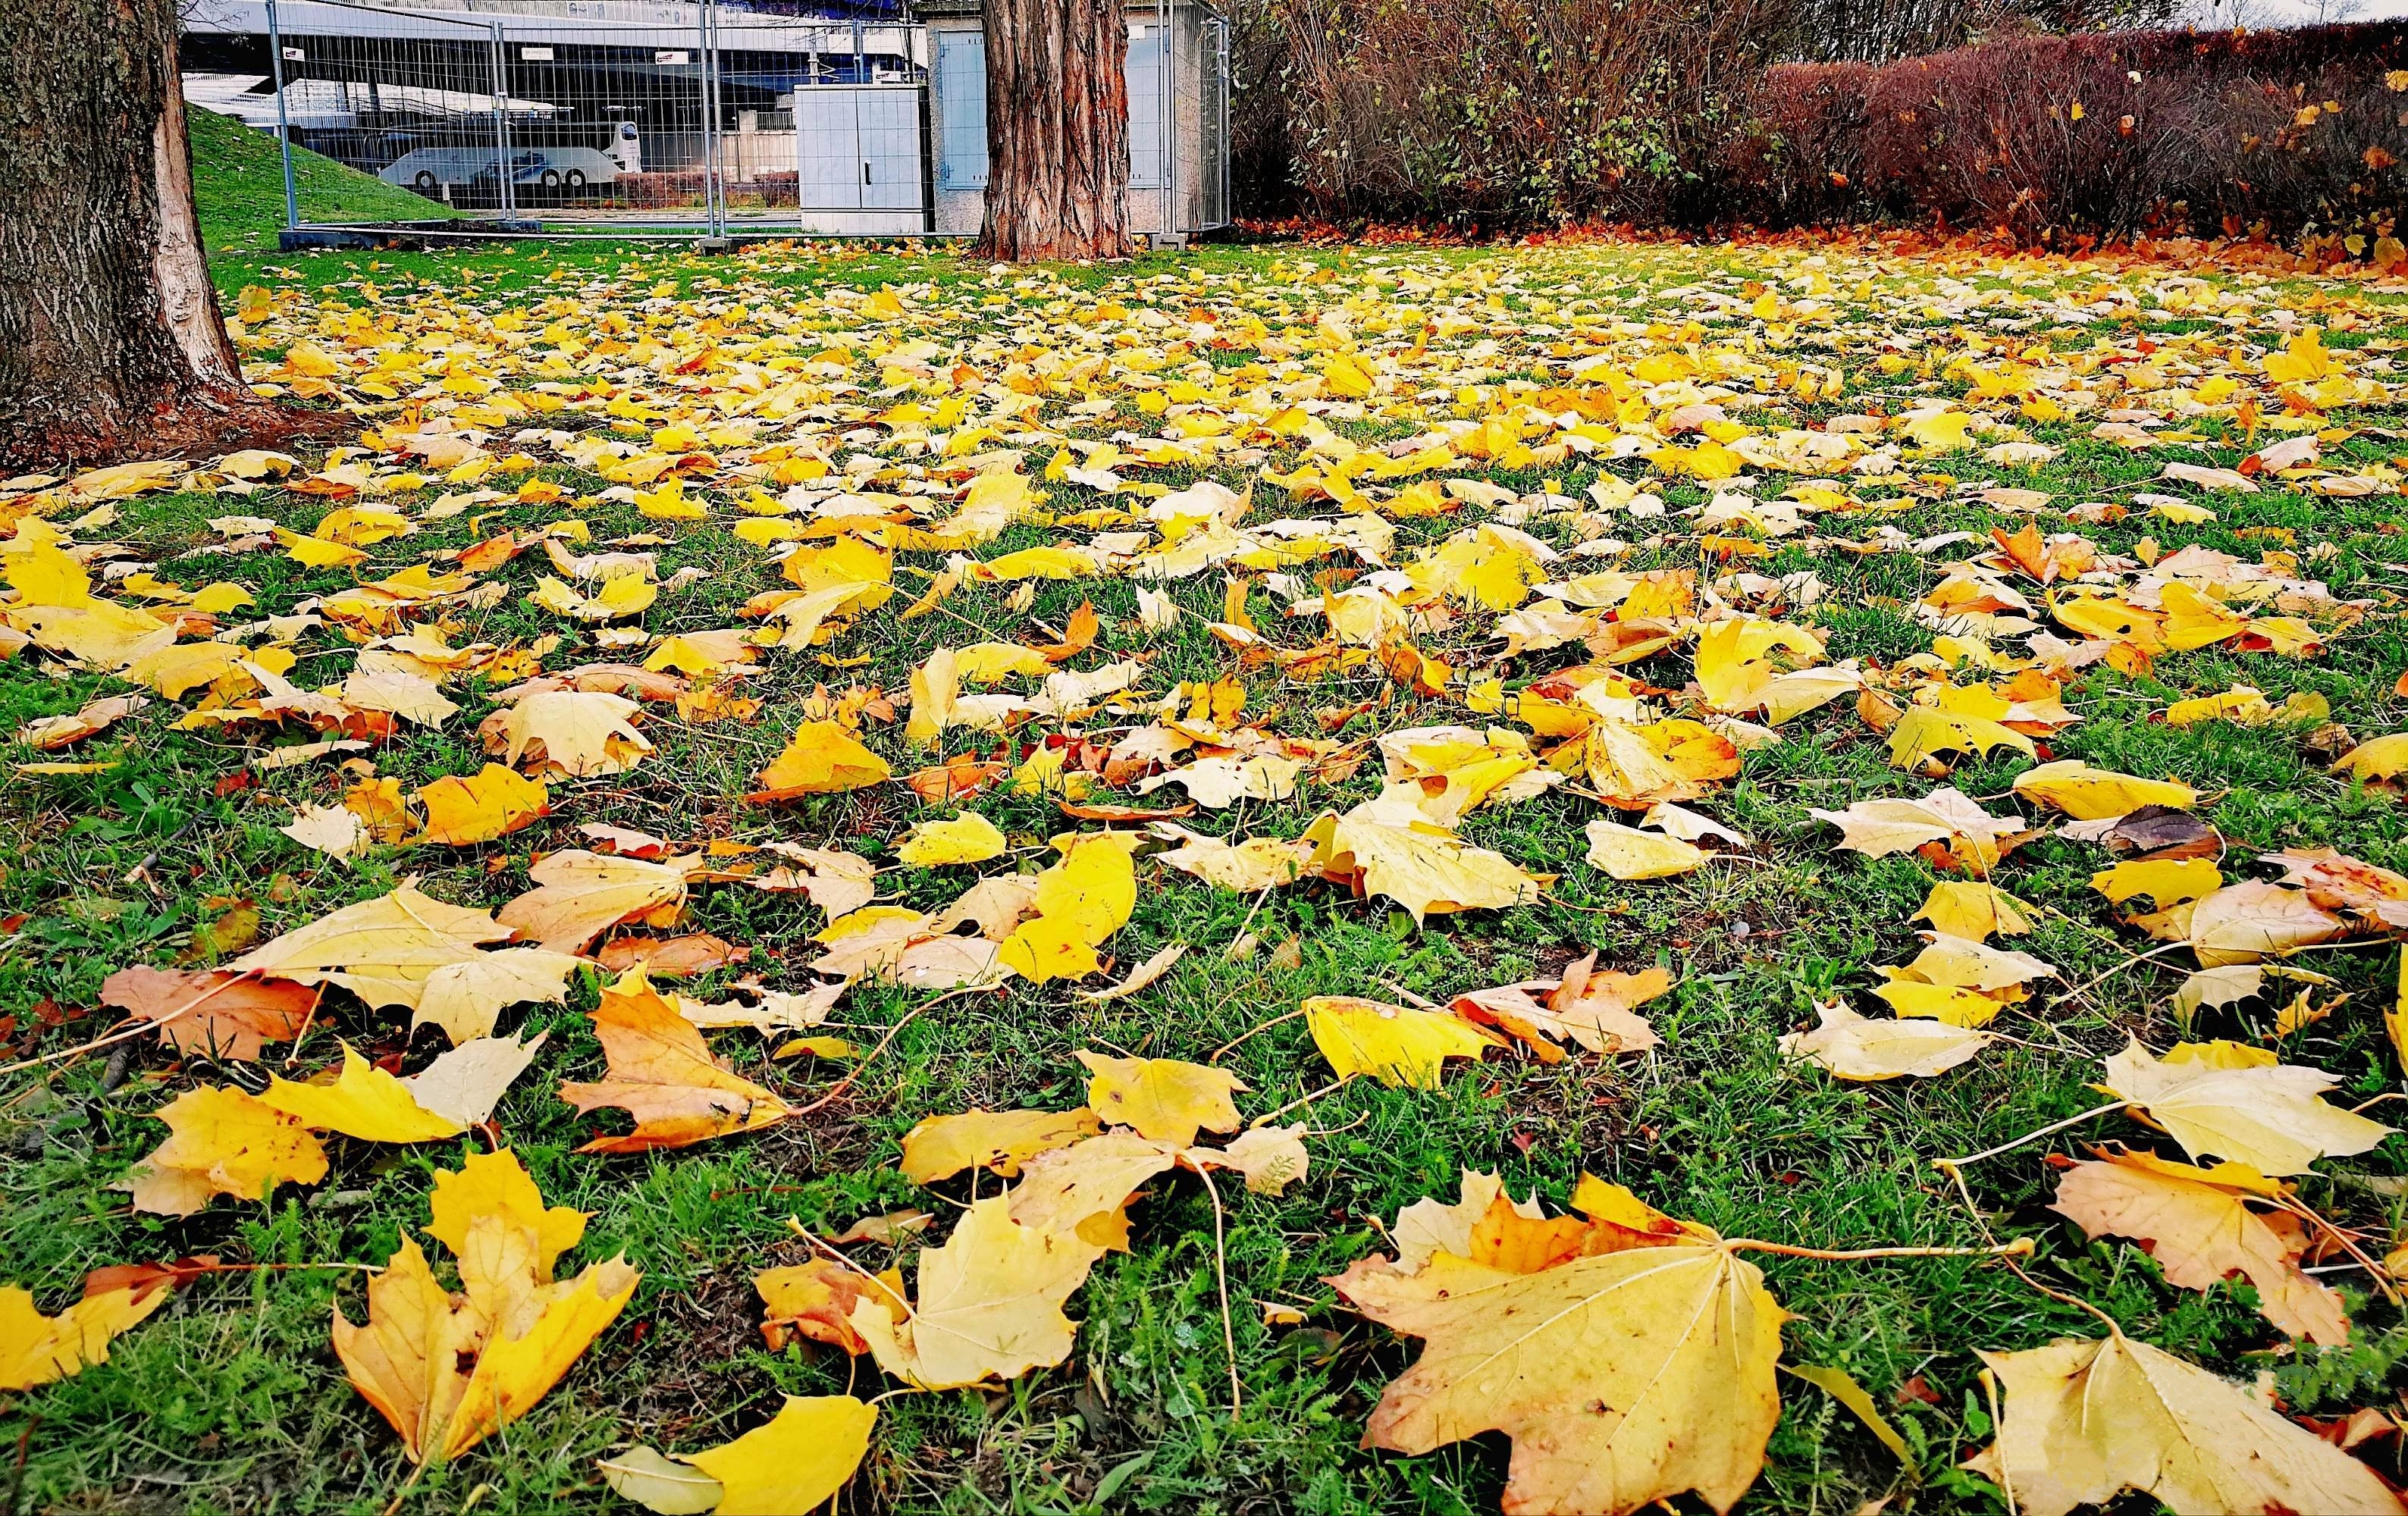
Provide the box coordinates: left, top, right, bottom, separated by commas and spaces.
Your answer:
1779, 1001, 1996, 1080
334, 1221, 637, 1464
598, 1447, 725, 1515
1332, 1189, 1783, 1516
283, 803, 372, 861
849, 1195, 1091, 1389
1, 1266, 183, 1390
2051, 1148, 2345, 1344
1074, 942, 1186, 1004
1075, 1050, 1244, 1145
427, 1148, 587, 1280
1306, 995, 1495, 1088
124, 1085, 328, 1215
403, 1032, 547, 1129
230, 883, 514, 1013
259, 1045, 467, 1142
999, 835, 1137, 982
900, 1107, 1105, 1183
748, 720, 890, 800
682, 1395, 877, 1515
2100, 1038, 2391, 1176
1584, 819, 1707, 879
557, 968, 792, 1151
102, 966, 317, 1060
895, 811, 1008, 867
754, 1260, 906, 1354
412, 948, 585, 1045
1968, 1330, 2403, 1516
418, 764, 550, 845
498, 850, 689, 954
2012, 760, 2196, 821
491, 689, 653, 778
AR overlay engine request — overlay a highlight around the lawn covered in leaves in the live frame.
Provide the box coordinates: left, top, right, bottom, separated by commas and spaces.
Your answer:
6, 230, 2408, 1514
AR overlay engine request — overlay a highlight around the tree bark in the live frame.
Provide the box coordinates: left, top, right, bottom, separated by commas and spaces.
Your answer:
0, 0, 322, 471
974, 0, 1135, 261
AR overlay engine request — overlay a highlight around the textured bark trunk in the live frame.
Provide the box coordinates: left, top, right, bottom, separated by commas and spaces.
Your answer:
975, 0, 1135, 262
0, 0, 316, 471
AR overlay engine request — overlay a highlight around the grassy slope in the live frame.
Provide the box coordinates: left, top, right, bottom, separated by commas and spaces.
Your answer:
2, 226, 2406, 1516
189, 105, 461, 255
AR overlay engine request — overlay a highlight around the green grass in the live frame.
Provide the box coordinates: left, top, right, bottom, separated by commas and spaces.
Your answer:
190, 105, 462, 255
2, 221, 2407, 1515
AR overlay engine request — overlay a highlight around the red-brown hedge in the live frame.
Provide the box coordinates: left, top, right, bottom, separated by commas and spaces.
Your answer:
1730, 23, 2408, 242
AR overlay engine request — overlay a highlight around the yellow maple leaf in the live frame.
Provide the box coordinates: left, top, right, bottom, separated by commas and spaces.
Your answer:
748, 720, 891, 800
999, 835, 1136, 982
334, 1223, 637, 1464
417, 764, 550, 845
124, 1085, 329, 1214
899, 1107, 1103, 1183
1333, 1197, 1785, 1514
896, 812, 1008, 868
1074, 1051, 1244, 1145
1779, 1001, 1996, 1081
2011, 760, 2195, 820
427, 1148, 588, 1281
1305, 995, 1495, 1088
1971, 1329, 2401, 1516
680, 1395, 877, 1514
1, 1270, 181, 1390
493, 689, 653, 779
2099, 1038, 2390, 1176
849, 1195, 1091, 1389
259, 1045, 467, 1142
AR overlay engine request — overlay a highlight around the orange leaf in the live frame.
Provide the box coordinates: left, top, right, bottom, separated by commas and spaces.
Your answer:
557, 969, 792, 1152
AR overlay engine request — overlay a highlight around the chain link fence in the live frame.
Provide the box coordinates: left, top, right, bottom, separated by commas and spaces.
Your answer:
183, 0, 1232, 243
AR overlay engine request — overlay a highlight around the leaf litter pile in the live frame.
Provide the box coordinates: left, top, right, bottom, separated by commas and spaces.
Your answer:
6, 234, 2408, 1512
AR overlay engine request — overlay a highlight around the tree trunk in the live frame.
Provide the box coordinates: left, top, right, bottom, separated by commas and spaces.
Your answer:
975, 0, 1135, 261
0, 0, 323, 471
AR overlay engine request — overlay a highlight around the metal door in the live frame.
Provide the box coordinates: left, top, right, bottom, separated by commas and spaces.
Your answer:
856, 87, 920, 211
792, 84, 924, 233
795, 86, 861, 211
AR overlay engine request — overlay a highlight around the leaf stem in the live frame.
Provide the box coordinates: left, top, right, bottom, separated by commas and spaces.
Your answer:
1933, 1098, 2129, 1170
1726, 1237, 2035, 1262
2052, 938, 2192, 1003
1248, 1076, 1349, 1129
1210, 1007, 1305, 1062
0, 972, 251, 1079
1192, 1164, 1243, 1419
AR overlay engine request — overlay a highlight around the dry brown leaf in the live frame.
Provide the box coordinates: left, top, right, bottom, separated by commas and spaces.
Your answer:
557, 969, 792, 1151
497, 850, 689, 954
102, 966, 318, 1060
2051, 1149, 2346, 1344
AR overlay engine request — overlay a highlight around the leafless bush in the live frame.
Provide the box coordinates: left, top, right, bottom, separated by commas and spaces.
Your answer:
1246, 0, 1795, 227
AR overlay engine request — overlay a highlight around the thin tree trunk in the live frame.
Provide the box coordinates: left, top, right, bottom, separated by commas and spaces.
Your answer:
975, 0, 1135, 261
0, 0, 327, 471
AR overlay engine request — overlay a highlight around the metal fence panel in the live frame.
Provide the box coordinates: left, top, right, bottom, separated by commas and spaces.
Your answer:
189, 0, 1224, 239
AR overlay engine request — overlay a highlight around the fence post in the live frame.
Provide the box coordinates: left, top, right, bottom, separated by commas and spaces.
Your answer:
265, 0, 299, 230
491, 23, 513, 217
698, 0, 723, 240
1218, 17, 1230, 227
